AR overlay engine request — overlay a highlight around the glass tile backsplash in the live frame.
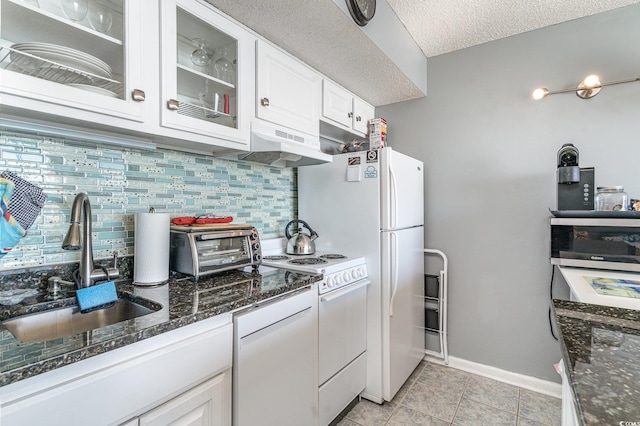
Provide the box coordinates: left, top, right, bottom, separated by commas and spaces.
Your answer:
0, 131, 296, 269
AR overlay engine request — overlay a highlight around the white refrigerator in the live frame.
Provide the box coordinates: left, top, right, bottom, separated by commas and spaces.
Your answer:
299, 147, 425, 403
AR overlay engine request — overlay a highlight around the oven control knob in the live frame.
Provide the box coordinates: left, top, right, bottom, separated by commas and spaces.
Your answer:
335, 275, 342, 285
327, 277, 335, 288
253, 254, 261, 261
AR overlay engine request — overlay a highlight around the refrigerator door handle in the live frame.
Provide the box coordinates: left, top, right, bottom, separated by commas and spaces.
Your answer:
389, 231, 398, 316
389, 166, 398, 230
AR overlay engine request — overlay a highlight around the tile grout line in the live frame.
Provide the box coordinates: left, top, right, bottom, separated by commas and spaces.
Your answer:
516, 387, 521, 424
456, 396, 521, 425
449, 372, 471, 425
517, 388, 555, 426
342, 361, 560, 426
386, 360, 432, 425
383, 363, 420, 425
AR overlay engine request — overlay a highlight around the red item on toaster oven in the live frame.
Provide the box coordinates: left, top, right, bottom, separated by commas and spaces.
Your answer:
195, 216, 233, 224
171, 217, 197, 225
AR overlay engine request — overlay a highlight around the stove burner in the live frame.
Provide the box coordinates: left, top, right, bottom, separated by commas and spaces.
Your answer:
319, 254, 347, 260
263, 255, 291, 261
288, 257, 328, 265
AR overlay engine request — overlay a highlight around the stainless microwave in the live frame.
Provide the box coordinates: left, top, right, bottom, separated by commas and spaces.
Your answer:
550, 218, 640, 272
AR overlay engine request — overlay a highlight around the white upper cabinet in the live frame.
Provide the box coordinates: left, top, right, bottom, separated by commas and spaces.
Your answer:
0, 0, 371, 154
0, 0, 146, 123
352, 96, 375, 135
255, 40, 320, 137
159, 0, 252, 147
321, 79, 374, 137
322, 79, 352, 129
0, 0, 252, 152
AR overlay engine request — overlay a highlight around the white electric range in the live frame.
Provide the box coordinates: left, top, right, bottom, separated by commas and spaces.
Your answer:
261, 252, 368, 295
261, 252, 369, 425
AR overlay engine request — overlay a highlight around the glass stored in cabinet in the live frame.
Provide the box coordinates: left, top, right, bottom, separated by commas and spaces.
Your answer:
174, 6, 237, 128
160, 0, 249, 145
0, 0, 126, 99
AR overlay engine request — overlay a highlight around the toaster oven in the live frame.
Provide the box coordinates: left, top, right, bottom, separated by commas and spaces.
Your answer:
550, 218, 640, 272
170, 224, 262, 280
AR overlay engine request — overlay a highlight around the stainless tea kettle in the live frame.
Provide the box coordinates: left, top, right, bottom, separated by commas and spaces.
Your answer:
285, 220, 318, 255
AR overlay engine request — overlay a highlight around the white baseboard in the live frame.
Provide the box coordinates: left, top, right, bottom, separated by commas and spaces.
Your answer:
423, 355, 562, 399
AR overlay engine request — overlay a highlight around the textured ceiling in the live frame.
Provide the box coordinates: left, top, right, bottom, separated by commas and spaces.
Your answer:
387, 0, 640, 57
205, 0, 640, 106
205, 0, 424, 106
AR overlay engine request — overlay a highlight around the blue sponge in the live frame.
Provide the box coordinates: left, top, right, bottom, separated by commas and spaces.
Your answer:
76, 281, 118, 312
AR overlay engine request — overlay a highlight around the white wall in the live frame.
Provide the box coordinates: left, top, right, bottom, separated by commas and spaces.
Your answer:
378, 4, 640, 381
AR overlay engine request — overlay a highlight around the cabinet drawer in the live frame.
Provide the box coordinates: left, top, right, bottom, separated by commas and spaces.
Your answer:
139, 371, 231, 426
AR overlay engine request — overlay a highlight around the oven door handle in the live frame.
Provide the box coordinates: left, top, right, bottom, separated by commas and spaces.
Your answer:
320, 279, 371, 303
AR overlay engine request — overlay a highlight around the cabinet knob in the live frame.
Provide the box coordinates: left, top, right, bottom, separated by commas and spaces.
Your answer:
356, 116, 362, 122
167, 99, 180, 111
348, 112, 353, 118
131, 89, 146, 102
260, 97, 270, 107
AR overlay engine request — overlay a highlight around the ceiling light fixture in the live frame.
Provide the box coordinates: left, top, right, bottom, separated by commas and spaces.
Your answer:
532, 74, 640, 100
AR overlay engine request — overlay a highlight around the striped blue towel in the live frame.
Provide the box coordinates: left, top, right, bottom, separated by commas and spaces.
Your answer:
1, 171, 46, 230
0, 178, 26, 258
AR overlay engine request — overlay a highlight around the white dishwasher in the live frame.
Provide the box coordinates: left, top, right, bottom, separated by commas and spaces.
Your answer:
233, 286, 318, 426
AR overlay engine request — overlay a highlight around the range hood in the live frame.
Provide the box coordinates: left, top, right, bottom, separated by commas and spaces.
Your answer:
234, 119, 333, 168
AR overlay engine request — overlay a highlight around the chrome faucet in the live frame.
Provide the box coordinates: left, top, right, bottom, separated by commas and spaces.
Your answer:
62, 193, 119, 288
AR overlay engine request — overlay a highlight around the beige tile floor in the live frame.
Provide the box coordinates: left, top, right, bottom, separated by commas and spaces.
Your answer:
338, 361, 561, 426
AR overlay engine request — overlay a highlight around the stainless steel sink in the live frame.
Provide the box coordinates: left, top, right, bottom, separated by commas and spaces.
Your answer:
3, 297, 160, 343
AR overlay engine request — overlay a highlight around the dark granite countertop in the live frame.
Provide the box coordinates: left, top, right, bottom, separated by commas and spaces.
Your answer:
552, 299, 640, 425
0, 263, 321, 387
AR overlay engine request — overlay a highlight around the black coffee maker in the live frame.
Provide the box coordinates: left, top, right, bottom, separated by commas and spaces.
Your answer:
556, 143, 594, 211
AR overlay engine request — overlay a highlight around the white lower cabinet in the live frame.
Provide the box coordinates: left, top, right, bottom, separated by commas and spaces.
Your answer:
0, 314, 232, 426
133, 370, 231, 426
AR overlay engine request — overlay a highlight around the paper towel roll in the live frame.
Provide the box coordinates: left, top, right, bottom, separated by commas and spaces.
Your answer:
134, 212, 170, 285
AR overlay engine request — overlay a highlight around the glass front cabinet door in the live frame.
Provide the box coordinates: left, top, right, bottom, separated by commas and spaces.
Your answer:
159, 0, 252, 147
0, 0, 146, 124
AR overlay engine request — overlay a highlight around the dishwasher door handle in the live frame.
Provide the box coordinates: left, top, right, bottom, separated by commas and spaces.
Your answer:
239, 307, 311, 349
320, 279, 371, 303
